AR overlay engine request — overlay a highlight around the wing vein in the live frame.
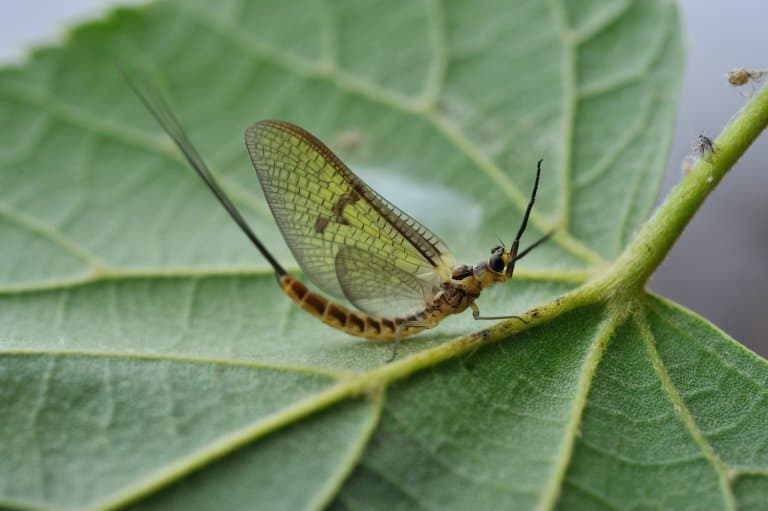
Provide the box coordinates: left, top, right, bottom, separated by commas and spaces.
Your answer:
244, 120, 451, 315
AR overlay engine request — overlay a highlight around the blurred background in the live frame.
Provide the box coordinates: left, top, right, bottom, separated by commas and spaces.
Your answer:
0, 0, 765, 357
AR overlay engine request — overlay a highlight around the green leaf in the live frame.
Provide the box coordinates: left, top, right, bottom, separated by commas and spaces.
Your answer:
1, 1, 767, 510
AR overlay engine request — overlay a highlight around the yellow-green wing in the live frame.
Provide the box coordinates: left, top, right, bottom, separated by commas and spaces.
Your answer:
334, 245, 438, 318
245, 120, 453, 311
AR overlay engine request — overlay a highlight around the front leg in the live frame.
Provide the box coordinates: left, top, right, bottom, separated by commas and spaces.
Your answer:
470, 302, 527, 323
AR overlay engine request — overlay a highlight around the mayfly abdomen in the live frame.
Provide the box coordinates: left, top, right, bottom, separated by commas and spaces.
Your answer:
279, 274, 408, 340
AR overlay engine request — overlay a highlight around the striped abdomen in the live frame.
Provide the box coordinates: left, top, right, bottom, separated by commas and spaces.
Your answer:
279, 274, 428, 340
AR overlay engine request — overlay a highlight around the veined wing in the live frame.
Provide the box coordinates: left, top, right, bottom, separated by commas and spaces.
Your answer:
335, 245, 439, 318
245, 120, 453, 309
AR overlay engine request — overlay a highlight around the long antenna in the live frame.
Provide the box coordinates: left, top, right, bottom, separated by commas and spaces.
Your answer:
514, 231, 552, 261
510, 159, 542, 254
122, 71, 286, 277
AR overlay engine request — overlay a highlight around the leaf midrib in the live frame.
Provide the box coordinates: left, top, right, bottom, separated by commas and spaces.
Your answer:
537, 307, 627, 511
636, 307, 737, 511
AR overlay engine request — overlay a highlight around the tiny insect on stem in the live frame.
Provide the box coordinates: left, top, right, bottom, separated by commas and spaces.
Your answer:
727, 68, 768, 87
693, 133, 717, 163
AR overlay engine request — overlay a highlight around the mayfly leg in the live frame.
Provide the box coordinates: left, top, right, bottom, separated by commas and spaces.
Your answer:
387, 320, 430, 363
469, 303, 527, 323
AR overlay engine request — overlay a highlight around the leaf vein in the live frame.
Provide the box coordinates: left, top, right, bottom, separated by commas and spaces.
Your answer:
421, 0, 448, 108
635, 309, 737, 511
578, 434, 706, 468
0, 199, 104, 271
573, 92, 655, 188
570, 0, 633, 45
645, 297, 768, 391
546, 0, 577, 232
562, 479, 622, 511
0, 83, 271, 220
306, 394, 384, 511
537, 307, 627, 511
347, 461, 433, 511
0, 349, 345, 379
381, 405, 530, 495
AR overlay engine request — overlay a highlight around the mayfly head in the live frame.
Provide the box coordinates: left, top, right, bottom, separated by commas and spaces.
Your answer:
488, 244, 513, 275
470, 160, 550, 287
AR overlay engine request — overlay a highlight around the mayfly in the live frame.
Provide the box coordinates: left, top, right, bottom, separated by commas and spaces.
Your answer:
126, 75, 551, 361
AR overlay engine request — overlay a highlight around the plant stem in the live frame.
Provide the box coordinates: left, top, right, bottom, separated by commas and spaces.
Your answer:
385, 84, 768, 373
606, 84, 768, 292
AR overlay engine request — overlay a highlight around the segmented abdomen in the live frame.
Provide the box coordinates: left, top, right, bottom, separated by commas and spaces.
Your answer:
279, 274, 427, 340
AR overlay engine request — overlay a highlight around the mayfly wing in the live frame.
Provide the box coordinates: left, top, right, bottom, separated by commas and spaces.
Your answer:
334, 245, 434, 318
245, 120, 454, 316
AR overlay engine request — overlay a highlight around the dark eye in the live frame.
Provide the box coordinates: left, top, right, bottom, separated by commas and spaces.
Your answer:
490, 244, 503, 254
489, 254, 505, 272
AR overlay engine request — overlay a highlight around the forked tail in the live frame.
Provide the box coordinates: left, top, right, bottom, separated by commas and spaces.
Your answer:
123, 70, 428, 347
122, 70, 287, 278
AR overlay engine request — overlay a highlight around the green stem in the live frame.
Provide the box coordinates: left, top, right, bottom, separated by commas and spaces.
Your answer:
607, 84, 768, 292
326, 81, 768, 429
